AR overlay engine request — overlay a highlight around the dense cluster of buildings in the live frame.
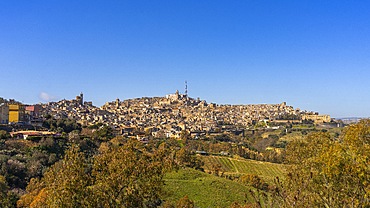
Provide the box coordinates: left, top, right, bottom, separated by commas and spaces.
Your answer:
0, 92, 328, 138
0, 99, 42, 125
0, 92, 333, 138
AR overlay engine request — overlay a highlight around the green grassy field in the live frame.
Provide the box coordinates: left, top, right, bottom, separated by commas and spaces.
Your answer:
162, 157, 286, 207
279, 131, 304, 142
162, 168, 255, 208
261, 130, 281, 138
201, 156, 286, 183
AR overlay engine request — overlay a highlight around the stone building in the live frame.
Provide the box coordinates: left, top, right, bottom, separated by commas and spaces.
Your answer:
0, 103, 9, 124
302, 114, 331, 123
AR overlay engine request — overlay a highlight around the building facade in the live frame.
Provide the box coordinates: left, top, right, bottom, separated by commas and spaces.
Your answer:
302, 114, 331, 124
0, 103, 9, 124
8, 104, 25, 123
25, 105, 42, 118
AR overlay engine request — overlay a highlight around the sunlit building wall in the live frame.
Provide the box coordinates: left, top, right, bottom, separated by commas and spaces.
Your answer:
8, 104, 25, 123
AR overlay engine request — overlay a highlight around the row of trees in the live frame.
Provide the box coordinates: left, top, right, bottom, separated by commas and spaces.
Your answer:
1, 119, 204, 207
13, 135, 204, 208
17, 139, 174, 207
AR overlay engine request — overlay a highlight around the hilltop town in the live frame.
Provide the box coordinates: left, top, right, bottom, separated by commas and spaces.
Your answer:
1, 93, 367, 208
1, 91, 333, 138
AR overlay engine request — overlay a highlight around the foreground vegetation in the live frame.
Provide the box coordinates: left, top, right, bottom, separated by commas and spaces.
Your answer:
280, 120, 370, 207
0, 119, 369, 207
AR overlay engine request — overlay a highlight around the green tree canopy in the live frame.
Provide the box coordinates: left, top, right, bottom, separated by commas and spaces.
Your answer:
91, 139, 169, 207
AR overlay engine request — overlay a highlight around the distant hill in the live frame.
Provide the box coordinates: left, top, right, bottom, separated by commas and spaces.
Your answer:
335, 117, 365, 124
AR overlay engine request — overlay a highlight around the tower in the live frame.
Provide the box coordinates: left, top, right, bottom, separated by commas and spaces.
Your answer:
76, 93, 84, 105
116, 98, 120, 108
80, 92, 83, 105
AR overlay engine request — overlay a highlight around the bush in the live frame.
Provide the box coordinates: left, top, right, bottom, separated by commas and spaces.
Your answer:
239, 174, 269, 191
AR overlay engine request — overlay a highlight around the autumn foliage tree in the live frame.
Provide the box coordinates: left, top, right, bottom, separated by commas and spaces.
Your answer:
18, 139, 174, 208
90, 140, 171, 207
239, 174, 269, 191
176, 195, 195, 208
277, 120, 370, 207
175, 147, 204, 170
18, 145, 91, 207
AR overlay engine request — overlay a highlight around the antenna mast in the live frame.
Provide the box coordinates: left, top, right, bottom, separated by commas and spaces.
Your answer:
185, 81, 188, 97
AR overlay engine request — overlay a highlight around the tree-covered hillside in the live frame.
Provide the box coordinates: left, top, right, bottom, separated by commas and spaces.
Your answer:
0, 120, 368, 207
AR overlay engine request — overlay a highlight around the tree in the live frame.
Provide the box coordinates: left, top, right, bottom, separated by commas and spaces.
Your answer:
0, 175, 18, 208
18, 145, 91, 207
17, 178, 44, 208
180, 130, 191, 143
43, 118, 81, 133
43, 145, 91, 207
161, 200, 175, 208
92, 125, 114, 141
176, 195, 194, 208
0, 130, 9, 139
239, 174, 268, 191
277, 120, 370, 207
175, 147, 203, 170
90, 139, 169, 207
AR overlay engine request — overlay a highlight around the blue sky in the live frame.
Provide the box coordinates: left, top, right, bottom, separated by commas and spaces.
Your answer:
1, 1, 370, 118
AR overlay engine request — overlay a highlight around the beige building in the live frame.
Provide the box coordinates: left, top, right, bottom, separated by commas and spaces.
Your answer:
302, 114, 331, 124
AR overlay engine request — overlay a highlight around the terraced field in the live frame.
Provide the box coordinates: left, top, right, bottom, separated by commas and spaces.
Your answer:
201, 156, 286, 183
162, 168, 256, 208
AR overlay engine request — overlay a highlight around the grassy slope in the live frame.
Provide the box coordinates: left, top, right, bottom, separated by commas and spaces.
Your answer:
201, 156, 286, 184
162, 168, 255, 208
163, 157, 286, 207
279, 131, 304, 142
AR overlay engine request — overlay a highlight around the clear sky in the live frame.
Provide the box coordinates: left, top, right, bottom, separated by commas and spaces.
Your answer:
1, 1, 370, 118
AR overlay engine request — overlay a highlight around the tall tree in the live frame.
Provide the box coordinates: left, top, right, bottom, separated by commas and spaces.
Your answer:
91, 139, 168, 207
18, 145, 91, 207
